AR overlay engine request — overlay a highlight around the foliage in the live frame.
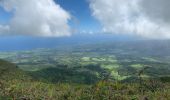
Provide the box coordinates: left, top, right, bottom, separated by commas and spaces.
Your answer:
0, 60, 169, 99
1, 40, 170, 99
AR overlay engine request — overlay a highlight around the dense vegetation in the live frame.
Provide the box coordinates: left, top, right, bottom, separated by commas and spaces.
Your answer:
0, 60, 170, 99
0, 41, 170, 99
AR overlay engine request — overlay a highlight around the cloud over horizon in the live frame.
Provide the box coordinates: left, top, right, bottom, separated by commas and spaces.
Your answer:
0, 0, 71, 37
90, 0, 170, 39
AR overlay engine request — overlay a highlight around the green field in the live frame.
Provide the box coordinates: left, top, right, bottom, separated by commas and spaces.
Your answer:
1, 42, 170, 99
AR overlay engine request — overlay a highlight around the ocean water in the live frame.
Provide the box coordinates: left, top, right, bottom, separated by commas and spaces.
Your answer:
0, 34, 134, 51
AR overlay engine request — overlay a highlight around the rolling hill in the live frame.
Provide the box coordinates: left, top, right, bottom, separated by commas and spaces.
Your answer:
0, 59, 30, 81
0, 59, 170, 99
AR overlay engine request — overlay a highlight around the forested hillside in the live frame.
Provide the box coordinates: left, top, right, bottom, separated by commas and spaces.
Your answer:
0, 59, 170, 100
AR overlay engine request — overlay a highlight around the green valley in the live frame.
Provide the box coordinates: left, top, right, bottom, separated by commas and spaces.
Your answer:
0, 41, 170, 99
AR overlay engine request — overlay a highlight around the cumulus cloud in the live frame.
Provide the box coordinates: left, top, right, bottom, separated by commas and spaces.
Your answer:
0, 0, 71, 37
89, 0, 170, 38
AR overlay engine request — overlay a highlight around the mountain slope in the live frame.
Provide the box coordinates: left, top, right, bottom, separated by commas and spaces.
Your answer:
0, 59, 170, 99
0, 59, 31, 82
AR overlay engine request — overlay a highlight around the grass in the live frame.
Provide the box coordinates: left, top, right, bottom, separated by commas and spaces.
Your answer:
1, 79, 170, 100
131, 64, 143, 69
101, 64, 119, 70
81, 57, 91, 61
0, 59, 170, 99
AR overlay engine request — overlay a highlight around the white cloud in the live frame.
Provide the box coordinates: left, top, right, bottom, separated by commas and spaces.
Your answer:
89, 0, 170, 38
0, 0, 71, 37
0, 25, 9, 35
140, 0, 170, 24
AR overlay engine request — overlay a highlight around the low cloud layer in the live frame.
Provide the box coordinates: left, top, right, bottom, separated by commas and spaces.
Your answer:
90, 0, 170, 38
0, 0, 71, 37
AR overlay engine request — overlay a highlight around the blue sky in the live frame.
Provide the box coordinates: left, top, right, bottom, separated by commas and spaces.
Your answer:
0, 0, 131, 51
55, 0, 101, 32
0, 7, 12, 24
0, 0, 170, 50
0, 0, 170, 38
0, 0, 101, 35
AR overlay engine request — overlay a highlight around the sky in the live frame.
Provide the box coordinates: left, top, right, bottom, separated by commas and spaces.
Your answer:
0, 0, 170, 38
0, 0, 170, 50
56, 0, 101, 33
0, 0, 102, 36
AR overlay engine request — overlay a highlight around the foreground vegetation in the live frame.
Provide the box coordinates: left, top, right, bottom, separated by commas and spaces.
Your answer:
1, 79, 170, 100
1, 41, 170, 99
0, 59, 170, 100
